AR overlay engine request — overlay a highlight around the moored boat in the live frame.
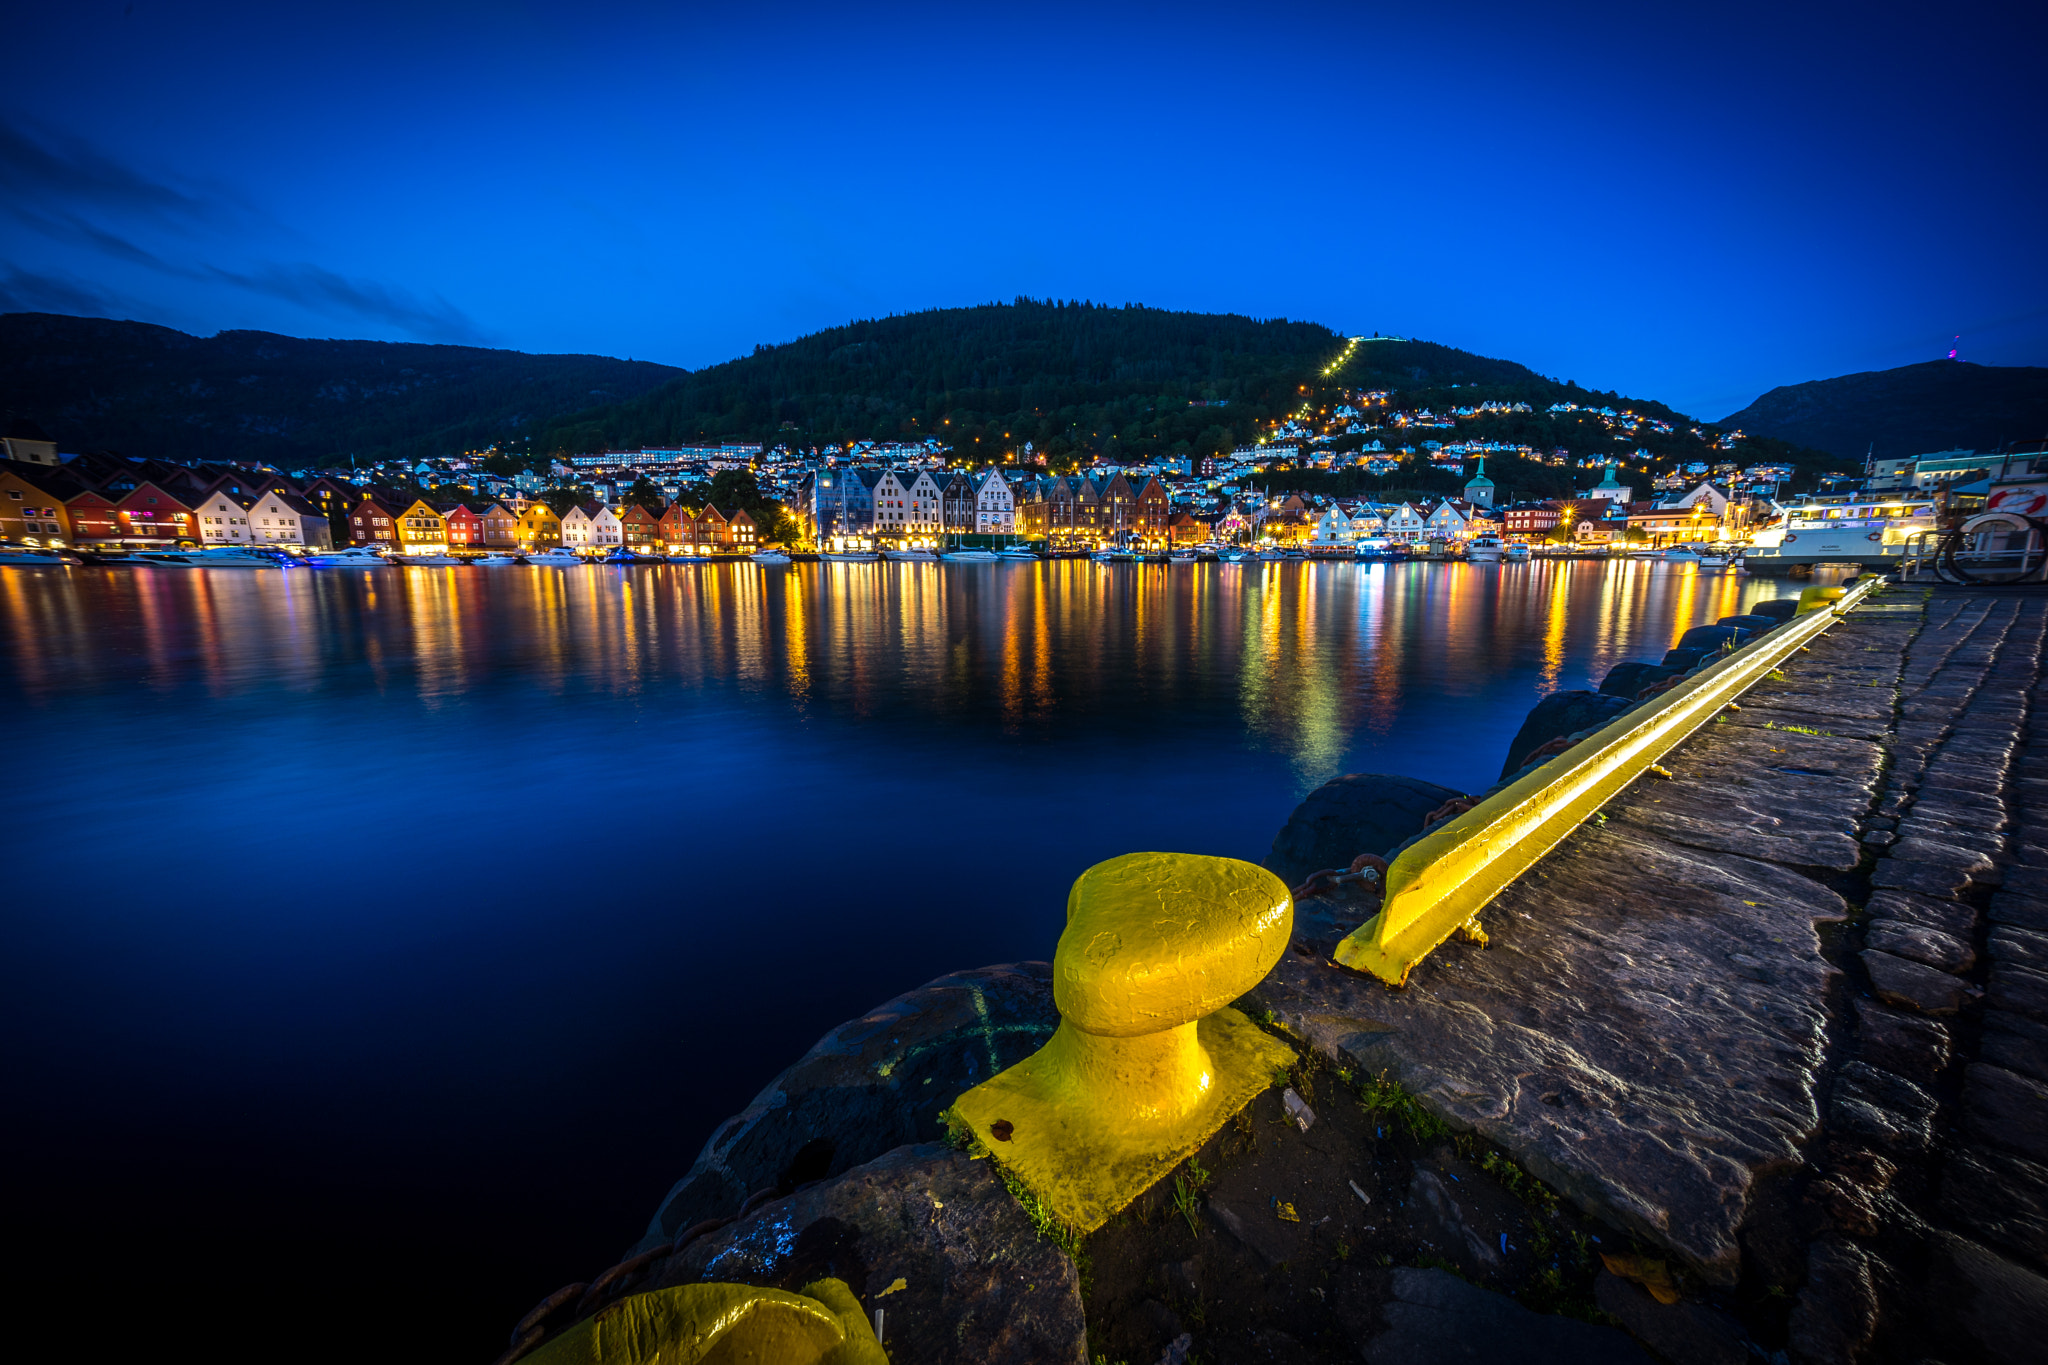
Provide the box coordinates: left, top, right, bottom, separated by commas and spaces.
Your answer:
524, 547, 585, 565
1502, 541, 1532, 562
883, 547, 939, 562
472, 552, 525, 565
303, 546, 391, 567
390, 552, 466, 565
996, 546, 1041, 561
1465, 534, 1504, 563
750, 549, 793, 564
940, 548, 998, 562
0, 545, 73, 566
821, 550, 881, 563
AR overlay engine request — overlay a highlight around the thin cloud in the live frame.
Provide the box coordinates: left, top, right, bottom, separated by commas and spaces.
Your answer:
0, 116, 490, 345
0, 267, 134, 318
0, 115, 214, 224
205, 263, 491, 345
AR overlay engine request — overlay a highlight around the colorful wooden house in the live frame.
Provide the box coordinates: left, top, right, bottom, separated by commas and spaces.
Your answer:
393, 499, 450, 552
349, 495, 402, 547
518, 501, 563, 549
0, 465, 79, 545
658, 500, 696, 551
618, 503, 661, 551
113, 481, 200, 546
442, 503, 485, 548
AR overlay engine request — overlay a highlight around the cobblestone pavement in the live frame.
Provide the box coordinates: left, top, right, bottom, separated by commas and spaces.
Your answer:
1822, 587, 2048, 1365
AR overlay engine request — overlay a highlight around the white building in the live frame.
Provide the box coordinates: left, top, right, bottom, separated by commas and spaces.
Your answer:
974, 469, 1016, 535
1310, 505, 1355, 544
1383, 502, 1429, 543
592, 505, 624, 546
198, 491, 257, 544
560, 503, 597, 546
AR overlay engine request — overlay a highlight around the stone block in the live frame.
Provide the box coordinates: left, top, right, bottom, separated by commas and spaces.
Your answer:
1865, 918, 1977, 972
1965, 1064, 2048, 1165
1990, 893, 2048, 932
1870, 857, 1976, 898
1264, 772, 1463, 889
1499, 690, 1637, 779
1991, 925, 2048, 969
1983, 1012, 2048, 1085
640, 962, 1057, 1244
1853, 999, 1950, 1084
1929, 1233, 2048, 1365
1987, 963, 2048, 1019
1786, 1240, 1877, 1365
1941, 1148, 2048, 1272
1864, 889, 1977, 936
1862, 949, 1979, 1016
1828, 1060, 1936, 1151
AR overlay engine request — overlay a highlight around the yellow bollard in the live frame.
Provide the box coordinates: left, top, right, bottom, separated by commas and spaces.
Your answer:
521, 1277, 888, 1365
950, 852, 1296, 1234
1796, 585, 1848, 614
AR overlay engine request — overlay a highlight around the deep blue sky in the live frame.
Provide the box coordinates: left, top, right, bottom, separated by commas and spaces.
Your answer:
4, 1, 2042, 418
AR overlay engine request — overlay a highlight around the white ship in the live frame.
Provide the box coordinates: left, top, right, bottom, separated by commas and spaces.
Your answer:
1744, 494, 1937, 575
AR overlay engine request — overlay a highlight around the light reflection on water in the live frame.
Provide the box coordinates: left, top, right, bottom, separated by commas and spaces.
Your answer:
1, 557, 1786, 1362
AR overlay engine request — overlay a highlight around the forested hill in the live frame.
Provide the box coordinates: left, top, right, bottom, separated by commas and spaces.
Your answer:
528, 300, 1345, 463
1718, 360, 2048, 462
0, 313, 683, 467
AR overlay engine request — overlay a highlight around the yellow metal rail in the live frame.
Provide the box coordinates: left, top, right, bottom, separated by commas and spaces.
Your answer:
1332, 576, 1883, 984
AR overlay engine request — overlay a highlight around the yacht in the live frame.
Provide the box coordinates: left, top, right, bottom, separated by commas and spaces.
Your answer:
1256, 547, 1301, 562
1168, 548, 1199, 563
1503, 541, 1532, 563
883, 547, 939, 562
821, 549, 882, 563
602, 547, 660, 564
996, 546, 1041, 561
390, 551, 466, 565
1465, 533, 1504, 563
1216, 548, 1250, 564
941, 548, 998, 562
472, 552, 524, 566
749, 549, 792, 564
1091, 548, 1136, 563
303, 546, 391, 567
525, 547, 586, 565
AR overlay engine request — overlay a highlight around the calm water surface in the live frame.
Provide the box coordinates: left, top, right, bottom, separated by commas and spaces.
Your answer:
2, 558, 1786, 1360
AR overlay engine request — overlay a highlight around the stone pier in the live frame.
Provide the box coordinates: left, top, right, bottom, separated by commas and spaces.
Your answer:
1252, 584, 2048, 1364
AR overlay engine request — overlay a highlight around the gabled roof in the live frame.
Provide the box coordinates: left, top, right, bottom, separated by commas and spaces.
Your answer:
2, 465, 91, 501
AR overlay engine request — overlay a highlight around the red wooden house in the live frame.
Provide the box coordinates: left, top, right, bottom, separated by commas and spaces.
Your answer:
113, 481, 200, 546
619, 502, 661, 551
658, 500, 696, 551
697, 503, 731, 550
442, 503, 485, 547
348, 495, 402, 547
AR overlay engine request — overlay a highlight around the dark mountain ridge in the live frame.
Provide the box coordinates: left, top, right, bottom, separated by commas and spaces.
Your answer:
0, 312, 684, 467
1718, 359, 2048, 463
528, 299, 1347, 462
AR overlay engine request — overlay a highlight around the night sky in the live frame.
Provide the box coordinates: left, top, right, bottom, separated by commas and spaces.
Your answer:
4, 0, 2042, 418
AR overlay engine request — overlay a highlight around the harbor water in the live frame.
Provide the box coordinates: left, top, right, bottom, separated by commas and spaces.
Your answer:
2, 557, 1791, 1360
